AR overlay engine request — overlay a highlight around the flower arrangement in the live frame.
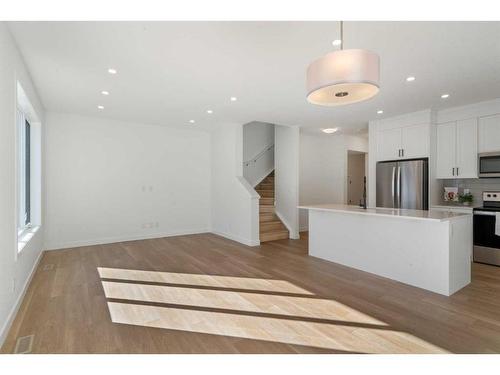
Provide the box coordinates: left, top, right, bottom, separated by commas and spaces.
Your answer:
458, 192, 474, 205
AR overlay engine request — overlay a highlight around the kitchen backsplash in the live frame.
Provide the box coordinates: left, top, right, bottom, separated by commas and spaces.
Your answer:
437, 178, 500, 205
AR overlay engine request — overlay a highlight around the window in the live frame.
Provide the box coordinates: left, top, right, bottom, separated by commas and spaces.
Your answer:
17, 109, 31, 235
17, 82, 41, 253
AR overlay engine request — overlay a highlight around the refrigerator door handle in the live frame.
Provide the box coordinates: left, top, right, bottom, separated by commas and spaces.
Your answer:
396, 166, 401, 208
391, 166, 396, 207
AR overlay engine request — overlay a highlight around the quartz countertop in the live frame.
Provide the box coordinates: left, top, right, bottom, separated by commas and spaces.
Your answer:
299, 204, 471, 222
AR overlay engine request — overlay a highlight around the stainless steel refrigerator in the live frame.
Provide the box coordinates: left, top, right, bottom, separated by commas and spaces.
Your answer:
376, 159, 428, 210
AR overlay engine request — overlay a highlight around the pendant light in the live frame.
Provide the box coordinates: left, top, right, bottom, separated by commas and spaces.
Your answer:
306, 21, 380, 106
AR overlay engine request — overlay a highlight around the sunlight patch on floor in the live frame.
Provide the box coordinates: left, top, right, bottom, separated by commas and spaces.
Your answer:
98, 267, 448, 353
97, 267, 313, 295
101, 280, 386, 325
106, 301, 447, 353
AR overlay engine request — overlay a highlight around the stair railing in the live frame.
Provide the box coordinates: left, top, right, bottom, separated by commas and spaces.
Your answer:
243, 144, 274, 167
242, 144, 275, 187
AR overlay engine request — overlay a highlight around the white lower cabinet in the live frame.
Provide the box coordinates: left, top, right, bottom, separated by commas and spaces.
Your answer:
436, 119, 478, 179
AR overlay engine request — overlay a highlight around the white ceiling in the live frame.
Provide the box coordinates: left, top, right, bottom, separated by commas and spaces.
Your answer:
8, 21, 500, 132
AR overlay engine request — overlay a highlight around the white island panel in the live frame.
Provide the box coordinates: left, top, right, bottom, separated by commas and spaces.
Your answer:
303, 205, 472, 296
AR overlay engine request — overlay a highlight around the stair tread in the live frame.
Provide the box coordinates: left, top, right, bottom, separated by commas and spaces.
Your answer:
260, 219, 281, 224
260, 230, 289, 242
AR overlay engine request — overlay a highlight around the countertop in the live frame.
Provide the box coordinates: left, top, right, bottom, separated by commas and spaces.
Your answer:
431, 204, 476, 211
298, 204, 472, 222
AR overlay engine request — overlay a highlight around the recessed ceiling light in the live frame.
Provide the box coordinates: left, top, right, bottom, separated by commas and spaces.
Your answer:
377, 110, 384, 114
207, 110, 213, 114
230, 97, 237, 102
189, 120, 195, 124
441, 94, 450, 99
322, 128, 339, 134
97, 105, 104, 110
108, 68, 117, 74
406, 76, 416, 82
101, 90, 109, 95
332, 39, 342, 46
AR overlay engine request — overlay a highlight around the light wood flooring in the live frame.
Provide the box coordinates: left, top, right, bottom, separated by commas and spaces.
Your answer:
2, 232, 500, 353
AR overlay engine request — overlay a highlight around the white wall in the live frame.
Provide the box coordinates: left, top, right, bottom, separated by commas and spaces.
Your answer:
299, 133, 368, 231
275, 125, 300, 238
242, 121, 275, 187
0, 23, 45, 345
44, 112, 211, 249
243, 121, 275, 161
211, 123, 260, 246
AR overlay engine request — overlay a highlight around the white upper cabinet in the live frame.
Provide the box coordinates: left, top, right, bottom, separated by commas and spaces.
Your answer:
377, 128, 401, 161
479, 114, 500, 153
401, 124, 430, 159
436, 122, 456, 178
456, 119, 478, 178
376, 123, 429, 161
436, 119, 478, 179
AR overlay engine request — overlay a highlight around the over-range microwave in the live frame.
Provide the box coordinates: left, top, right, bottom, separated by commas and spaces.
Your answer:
479, 152, 500, 178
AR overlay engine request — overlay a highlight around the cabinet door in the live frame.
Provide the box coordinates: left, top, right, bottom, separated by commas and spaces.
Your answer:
436, 122, 457, 179
456, 118, 478, 178
377, 128, 401, 161
479, 114, 500, 153
401, 123, 430, 159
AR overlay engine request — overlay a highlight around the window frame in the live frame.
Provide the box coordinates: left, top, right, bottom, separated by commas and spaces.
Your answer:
17, 110, 32, 239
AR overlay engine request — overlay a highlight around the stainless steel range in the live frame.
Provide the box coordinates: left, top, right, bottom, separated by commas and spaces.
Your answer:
473, 191, 500, 266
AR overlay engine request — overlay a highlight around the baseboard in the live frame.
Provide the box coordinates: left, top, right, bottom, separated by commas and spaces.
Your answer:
0, 249, 44, 348
275, 210, 300, 239
44, 228, 211, 250
212, 231, 260, 246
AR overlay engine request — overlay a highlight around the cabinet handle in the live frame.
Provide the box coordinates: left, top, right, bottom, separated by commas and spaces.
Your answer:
452, 167, 454, 176
402, 149, 404, 157
457, 167, 459, 176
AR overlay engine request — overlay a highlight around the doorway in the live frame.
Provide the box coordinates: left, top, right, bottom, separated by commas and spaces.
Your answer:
347, 151, 367, 205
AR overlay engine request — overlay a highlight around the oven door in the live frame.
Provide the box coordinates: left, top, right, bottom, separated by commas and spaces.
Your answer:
479, 152, 500, 178
474, 210, 500, 266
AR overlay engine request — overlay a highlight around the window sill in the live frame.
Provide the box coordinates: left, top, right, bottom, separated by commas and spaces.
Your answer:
18, 225, 40, 253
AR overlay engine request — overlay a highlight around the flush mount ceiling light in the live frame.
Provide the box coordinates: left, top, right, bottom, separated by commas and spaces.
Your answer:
189, 120, 195, 124
406, 76, 416, 82
322, 128, 339, 134
306, 21, 380, 106
207, 109, 213, 114
108, 68, 117, 74
377, 110, 384, 114
101, 90, 109, 95
230, 97, 237, 102
332, 39, 342, 47
97, 105, 104, 110
441, 94, 450, 99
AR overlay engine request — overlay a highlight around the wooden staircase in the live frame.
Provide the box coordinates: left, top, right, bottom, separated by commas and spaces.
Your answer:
256, 171, 289, 242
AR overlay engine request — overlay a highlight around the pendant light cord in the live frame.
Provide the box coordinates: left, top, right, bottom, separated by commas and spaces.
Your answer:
340, 21, 344, 50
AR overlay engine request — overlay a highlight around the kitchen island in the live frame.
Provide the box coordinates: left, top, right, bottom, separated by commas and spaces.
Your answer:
299, 204, 472, 296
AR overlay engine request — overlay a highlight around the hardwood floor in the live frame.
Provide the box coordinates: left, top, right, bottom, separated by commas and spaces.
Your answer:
2, 232, 500, 353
